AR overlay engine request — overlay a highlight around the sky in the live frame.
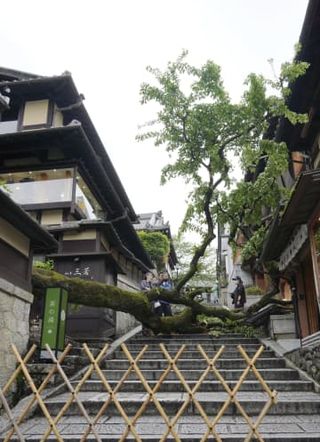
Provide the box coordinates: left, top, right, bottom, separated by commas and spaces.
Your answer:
1, 0, 309, 234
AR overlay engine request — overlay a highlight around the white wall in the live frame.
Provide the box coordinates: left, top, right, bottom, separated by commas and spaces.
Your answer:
116, 274, 140, 336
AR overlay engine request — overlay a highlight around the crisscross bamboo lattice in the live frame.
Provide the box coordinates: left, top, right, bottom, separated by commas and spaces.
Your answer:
0, 342, 278, 441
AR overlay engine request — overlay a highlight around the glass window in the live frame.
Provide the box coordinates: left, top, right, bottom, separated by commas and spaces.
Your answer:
0, 168, 74, 206
0, 168, 102, 219
75, 174, 102, 219
1, 167, 102, 220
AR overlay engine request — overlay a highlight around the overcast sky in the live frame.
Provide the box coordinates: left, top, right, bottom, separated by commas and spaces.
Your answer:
1, 0, 309, 234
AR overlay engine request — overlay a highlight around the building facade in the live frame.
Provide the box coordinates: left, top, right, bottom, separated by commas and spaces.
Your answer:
261, 0, 320, 340
0, 67, 153, 339
0, 189, 57, 387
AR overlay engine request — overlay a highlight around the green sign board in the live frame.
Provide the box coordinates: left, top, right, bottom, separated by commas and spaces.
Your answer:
57, 289, 68, 350
40, 287, 68, 357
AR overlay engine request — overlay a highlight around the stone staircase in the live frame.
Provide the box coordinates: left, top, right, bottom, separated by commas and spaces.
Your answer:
2, 334, 320, 440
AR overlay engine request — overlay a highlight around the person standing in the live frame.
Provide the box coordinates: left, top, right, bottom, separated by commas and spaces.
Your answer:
150, 275, 163, 316
139, 273, 153, 335
232, 277, 246, 308
140, 272, 152, 291
159, 272, 173, 316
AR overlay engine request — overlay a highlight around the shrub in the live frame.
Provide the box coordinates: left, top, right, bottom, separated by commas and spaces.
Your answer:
245, 285, 264, 296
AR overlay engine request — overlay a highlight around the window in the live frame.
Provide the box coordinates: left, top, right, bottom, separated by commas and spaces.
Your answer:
1, 167, 102, 220
1, 168, 74, 206
75, 174, 102, 219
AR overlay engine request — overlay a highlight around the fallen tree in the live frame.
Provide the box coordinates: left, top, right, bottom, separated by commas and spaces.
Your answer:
32, 52, 307, 334
32, 267, 245, 334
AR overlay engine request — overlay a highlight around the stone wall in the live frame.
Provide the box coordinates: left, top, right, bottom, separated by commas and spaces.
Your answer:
0, 277, 33, 389
286, 345, 320, 384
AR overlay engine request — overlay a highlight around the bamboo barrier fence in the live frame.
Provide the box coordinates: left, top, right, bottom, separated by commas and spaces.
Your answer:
0, 343, 278, 441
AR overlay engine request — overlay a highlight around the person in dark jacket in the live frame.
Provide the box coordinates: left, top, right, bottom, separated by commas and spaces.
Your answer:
159, 272, 173, 316
232, 276, 246, 308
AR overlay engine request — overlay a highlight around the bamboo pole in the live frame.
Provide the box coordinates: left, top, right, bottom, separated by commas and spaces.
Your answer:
115, 344, 184, 441
0, 388, 26, 442
121, 343, 182, 441
80, 343, 148, 442
1, 345, 36, 396
160, 344, 225, 442
83, 343, 144, 442
124, 344, 187, 442
4, 344, 72, 442
11, 345, 63, 442
238, 345, 278, 442
41, 343, 109, 441
44, 345, 102, 442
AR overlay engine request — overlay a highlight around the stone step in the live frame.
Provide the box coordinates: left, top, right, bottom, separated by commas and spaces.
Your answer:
17, 435, 320, 441
64, 347, 101, 357
91, 368, 300, 381
74, 379, 313, 392
123, 343, 266, 351
103, 357, 286, 370
44, 391, 320, 416
136, 333, 246, 338
130, 337, 260, 345
60, 355, 94, 366
114, 349, 276, 359
14, 414, 320, 441
26, 364, 75, 376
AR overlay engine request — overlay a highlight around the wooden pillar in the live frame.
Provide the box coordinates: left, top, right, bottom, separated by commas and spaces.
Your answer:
291, 151, 304, 178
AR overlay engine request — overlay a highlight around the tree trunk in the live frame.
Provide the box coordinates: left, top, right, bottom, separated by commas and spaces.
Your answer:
32, 268, 244, 334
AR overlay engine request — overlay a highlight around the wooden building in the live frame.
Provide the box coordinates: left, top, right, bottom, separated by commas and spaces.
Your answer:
0, 189, 57, 388
0, 189, 57, 292
135, 211, 178, 275
261, 0, 320, 340
0, 67, 153, 339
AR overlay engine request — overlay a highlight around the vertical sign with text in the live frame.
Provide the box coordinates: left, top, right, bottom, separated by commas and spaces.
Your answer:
40, 287, 68, 358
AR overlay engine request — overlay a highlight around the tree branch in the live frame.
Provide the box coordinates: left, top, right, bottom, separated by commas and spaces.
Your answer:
215, 197, 250, 241
175, 170, 216, 292
219, 124, 256, 151
180, 114, 210, 170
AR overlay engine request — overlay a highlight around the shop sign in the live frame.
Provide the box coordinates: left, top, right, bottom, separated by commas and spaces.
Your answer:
40, 287, 68, 359
279, 224, 308, 271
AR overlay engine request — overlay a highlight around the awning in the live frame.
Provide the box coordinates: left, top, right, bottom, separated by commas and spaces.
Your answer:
261, 170, 320, 261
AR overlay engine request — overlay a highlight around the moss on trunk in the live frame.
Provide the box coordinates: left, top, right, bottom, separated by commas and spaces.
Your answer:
32, 268, 206, 333
32, 268, 287, 334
